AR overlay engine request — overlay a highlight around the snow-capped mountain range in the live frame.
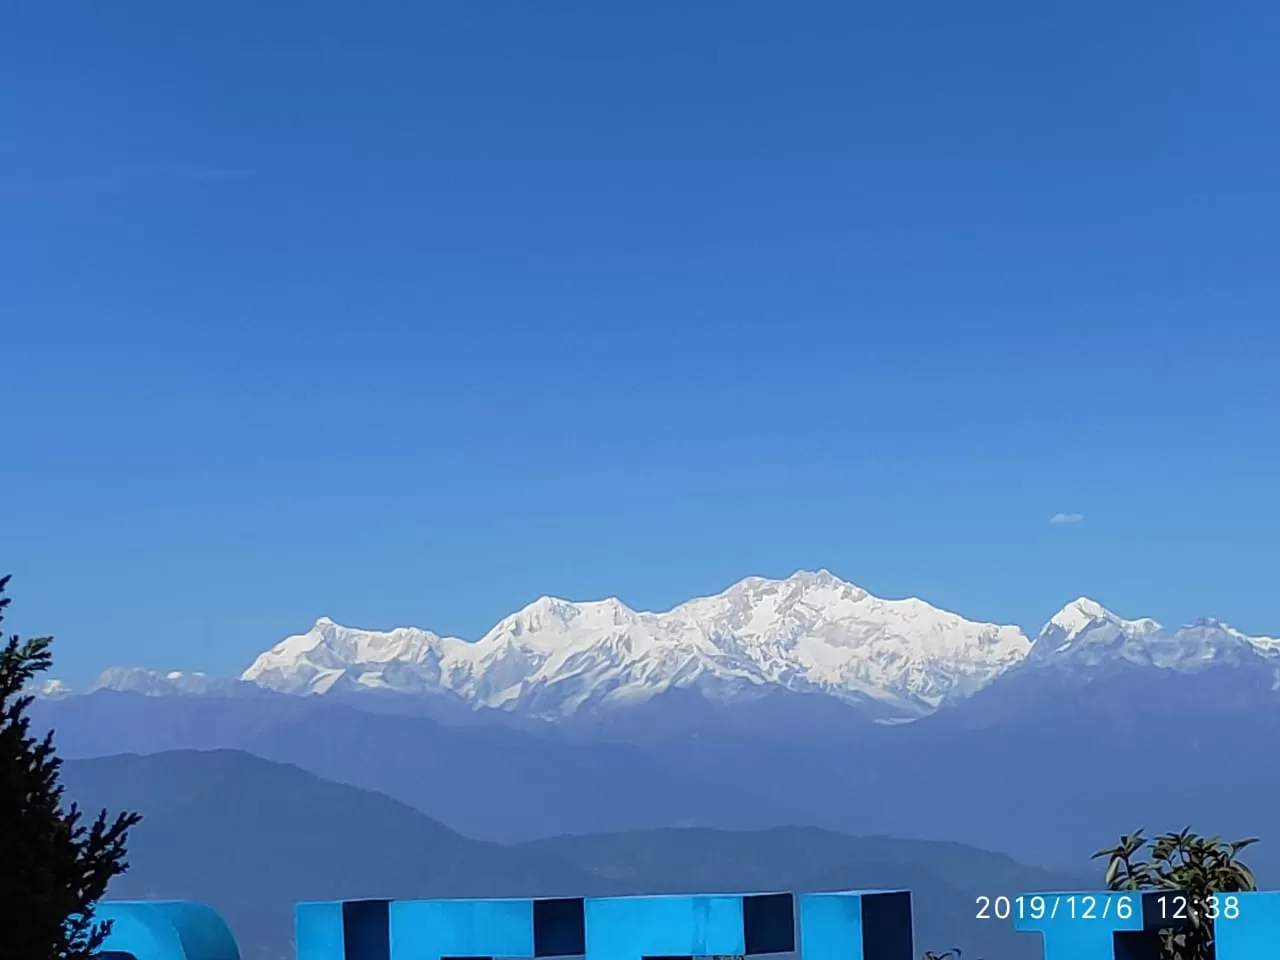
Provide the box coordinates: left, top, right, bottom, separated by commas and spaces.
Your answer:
57, 571, 1280, 721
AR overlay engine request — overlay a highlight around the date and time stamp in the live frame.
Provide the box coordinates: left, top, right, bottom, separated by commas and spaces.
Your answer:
975, 893, 1245, 923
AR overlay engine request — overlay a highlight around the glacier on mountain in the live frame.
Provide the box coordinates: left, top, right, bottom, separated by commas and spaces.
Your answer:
71, 571, 1280, 720
92, 667, 247, 697
236, 571, 1031, 719
1030, 596, 1279, 672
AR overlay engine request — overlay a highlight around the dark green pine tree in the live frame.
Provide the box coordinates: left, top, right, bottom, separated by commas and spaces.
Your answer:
0, 574, 141, 959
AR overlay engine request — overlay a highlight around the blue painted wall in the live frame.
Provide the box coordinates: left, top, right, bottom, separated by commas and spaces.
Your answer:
100, 889, 1280, 960
97, 901, 239, 960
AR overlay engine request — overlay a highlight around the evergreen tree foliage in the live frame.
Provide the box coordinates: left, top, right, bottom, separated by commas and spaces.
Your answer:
0, 574, 142, 959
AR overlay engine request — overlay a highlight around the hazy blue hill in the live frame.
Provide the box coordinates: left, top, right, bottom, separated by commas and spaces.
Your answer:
834, 662, 1280, 875
41, 675, 1280, 882
518, 827, 1084, 894
61, 750, 607, 960
60, 751, 1092, 960
41, 691, 796, 841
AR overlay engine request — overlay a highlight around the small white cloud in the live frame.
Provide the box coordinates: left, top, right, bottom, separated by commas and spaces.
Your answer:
1049, 512, 1084, 525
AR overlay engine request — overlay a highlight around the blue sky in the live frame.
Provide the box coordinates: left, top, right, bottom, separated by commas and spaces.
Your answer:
3, 1, 1278, 683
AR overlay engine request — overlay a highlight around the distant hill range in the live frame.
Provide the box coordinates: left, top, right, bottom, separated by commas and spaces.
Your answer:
63, 750, 1087, 960
38, 668, 1280, 880
34, 572, 1280, 872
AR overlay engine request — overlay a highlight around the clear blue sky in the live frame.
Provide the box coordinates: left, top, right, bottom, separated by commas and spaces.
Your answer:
3, 1, 1277, 684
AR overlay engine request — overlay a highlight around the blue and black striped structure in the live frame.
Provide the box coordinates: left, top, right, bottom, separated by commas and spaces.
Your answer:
98, 888, 1280, 960
294, 890, 911, 960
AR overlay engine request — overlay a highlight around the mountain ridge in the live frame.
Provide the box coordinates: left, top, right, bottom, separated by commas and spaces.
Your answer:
53, 571, 1280, 721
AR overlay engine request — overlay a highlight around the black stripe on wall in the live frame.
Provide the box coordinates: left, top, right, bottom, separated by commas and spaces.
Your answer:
860, 891, 913, 960
342, 899, 391, 960
533, 897, 586, 957
743, 893, 795, 955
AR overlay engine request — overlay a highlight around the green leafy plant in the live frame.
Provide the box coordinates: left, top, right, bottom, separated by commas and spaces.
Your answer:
1094, 827, 1258, 960
0, 574, 142, 959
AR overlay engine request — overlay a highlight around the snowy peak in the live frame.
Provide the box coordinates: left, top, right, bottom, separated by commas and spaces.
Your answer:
1040, 597, 1162, 645
706, 570, 872, 616
235, 571, 1035, 720
487, 595, 641, 647
1045, 597, 1120, 637
1033, 598, 1275, 672
676, 572, 1029, 696
83, 573, 1280, 719
241, 618, 465, 695
32, 678, 71, 699
90, 667, 244, 696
